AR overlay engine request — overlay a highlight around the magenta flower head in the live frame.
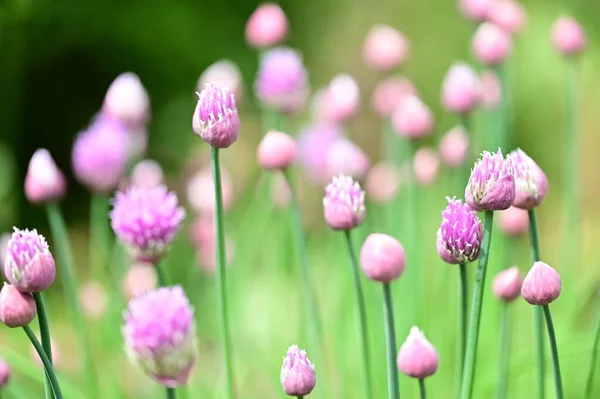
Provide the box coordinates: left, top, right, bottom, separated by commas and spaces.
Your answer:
257, 130, 297, 170
397, 326, 439, 379
72, 114, 129, 193
280, 345, 316, 397
192, 83, 240, 148
102, 72, 150, 127
508, 149, 548, 210
0, 283, 36, 327
110, 186, 185, 263
552, 16, 586, 57
245, 3, 288, 48
0, 358, 9, 387
323, 175, 366, 230
255, 47, 309, 113
25, 149, 67, 204
441, 62, 480, 114
472, 22, 513, 66
123, 286, 197, 387
437, 197, 483, 264
4, 228, 56, 292
362, 24, 409, 71
492, 267, 522, 302
360, 233, 406, 283
465, 149, 515, 211
521, 261, 561, 306
391, 95, 434, 140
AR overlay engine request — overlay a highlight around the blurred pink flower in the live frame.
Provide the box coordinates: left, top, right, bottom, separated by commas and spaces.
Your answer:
130, 159, 164, 188
458, 0, 493, 22
365, 162, 402, 204
79, 280, 108, 321
413, 147, 440, 186
392, 95, 434, 139
371, 77, 418, 118
102, 72, 150, 127
297, 123, 343, 184
497, 206, 529, 237
186, 166, 234, 214
551, 16, 586, 56
363, 24, 409, 71
122, 263, 158, 300
197, 60, 244, 102
472, 22, 512, 66
486, 0, 526, 35
439, 125, 469, 168
25, 149, 67, 204
320, 74, 360, 123
245, 3, 288, 48
326, 138, 370, 180
479, 70, 502, 110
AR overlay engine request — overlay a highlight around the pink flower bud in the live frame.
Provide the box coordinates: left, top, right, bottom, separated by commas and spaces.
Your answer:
297, 123, 343, 184
371, 77, 418, 118
102, 72, 150, 127
465, 149, 515, 211
186, 166, 234, 214
79, 280, 108, 321
326, 138, 370, 180
522, 261, 561, 305
508, 149, 548, 210
323, 175, 366, 230
122, 264, 158, 300
439, 125, 469, 168
193, 83, 240, 148
280, 345, 316, 396
130, 159, 164, 189
0, 283, 36, 327
321, 74, 360, 123
363, 25, 409, 71
479, 70, 502, 110
365, 162, 402, 204
492, 267, 522, 302
413, 148, 440, 186
245, 3, 288, 48
397, 326, 439, 379
458, 0, 493, 22
497, 206, 528, 237
0, 358, 9, 387
257, 131, 297, 170
197, 60, 244, 103
472, 23, 513, 66
437, 197, 483, 264
486, 0, 526, 35
551, 16, 586, 57
392, 95, 434, 140
360, 233, 406, 283
25, 149, 66, 204
441, 62, 480, 114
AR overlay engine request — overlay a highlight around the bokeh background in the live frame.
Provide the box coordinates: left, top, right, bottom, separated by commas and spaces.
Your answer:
1, 0, 600, 398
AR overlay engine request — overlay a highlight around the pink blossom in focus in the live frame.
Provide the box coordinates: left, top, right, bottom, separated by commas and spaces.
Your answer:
363, 25, 409, 71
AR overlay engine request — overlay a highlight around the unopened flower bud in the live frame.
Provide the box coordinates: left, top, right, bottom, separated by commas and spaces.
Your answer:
508, 149, 548, 210
492, 267, 522, 302
472, 22, 513, 66
323, 175, 366, 230
103, 72, 150, 127
360, 234, 406, 283
441, 62, 479, 114
280, 345, 316, 396
193, 83, 240, 148
439, 126, 469, 168
257, 131, 297, 170
0, 283, 36, 327
521, 261, 561, 306
551, 16, 586, 57
413, 148, 440, 186
25, 149, 66, 204
486, 0, 526, 35
497, 206, 528, 237
397, 326, 439, 379
245, 3, 288, 48
363, 24, 409, 71
392, 95, 434, 139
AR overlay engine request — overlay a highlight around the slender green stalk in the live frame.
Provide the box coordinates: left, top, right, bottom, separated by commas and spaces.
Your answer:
166, 388, 176, 399
90, 195, 110, 281
407, 140, 421, 324
584, 298, 600, 398
156, 261, 168, 287
45, 203, 98, 398
496, 303, 510, 399
454, 264, 468, 398
23, 325, 63, 399
32, 292, 52, 399
542, 305, 564, 399
460, 210, 494, 399
210, 147, 234, 399
419, 379, 426, 399
528, 209, 546, 399
382, 283, 400, 399
297, 396, 304, 399
495, 64, 510, 152
343, 230, 372, 399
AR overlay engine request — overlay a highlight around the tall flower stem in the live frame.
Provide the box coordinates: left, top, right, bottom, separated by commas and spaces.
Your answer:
460, 210, 494, 399
46, 203, 98, 398
210, 147, 234, 399
166, 388, 176, 399
32, 292, 53, 399
455, 264, 468, 398
343, 229, 373, 399
584, 297, 600, 398
495, 64, 510, 152
156, 261, 169, 287
528, 209, 546, 399
419, 379, 426, 399
542, 305, 564, 399
382, 283, 400, 399
23, 325, 63, 399
496, 303, 510, 399
90, 195, 111, 283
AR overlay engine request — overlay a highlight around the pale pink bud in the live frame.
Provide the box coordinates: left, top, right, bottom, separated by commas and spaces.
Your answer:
397, 326, 439, 379
498, 206, 529, 237
360, 233, 406, 283
363, 25, 409, 71
551, 16, 587, 56
371, 77, 418, 118
326, 138, 370, 180
0, 283, 36, 327
413, 148, 440, 186
472, 23, 513, 66
479, 70, 502, 110
441, 62, 480, 114
392, 95, 434, 139
257, 131, 297, 170
197, 60, 244, 102
186, 166, 234, 214
280, 345, 316, 396
130, 159, 164, 188
522, 261, 561, 305
323, 175, 366, 230
492, 267, 522, 302
439, 125, 469, 168
0, 358, 9, 387
79, 280, 108, 320
122, 264, 158, 300
31, 337, 60, 369
465, 149, 515, 211
322, 74, 360, 123
365, 162, 402, 203
25, 149, 66, 204
486, 0, 526, 35
103, 72, 150, 127
193, 83, 240, 148
459, 0, 493, 22
245, 3, 288, 48
508, 149, 548, 210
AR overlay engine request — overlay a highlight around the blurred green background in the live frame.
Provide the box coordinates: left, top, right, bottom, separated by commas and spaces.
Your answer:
1, 0, 600, 398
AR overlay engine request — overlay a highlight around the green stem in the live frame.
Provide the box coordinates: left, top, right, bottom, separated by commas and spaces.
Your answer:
45, 203, 98, 398
343, 230, 372, 399
23, 325, 63, 399
210, 147, 235, 399
90, 195, 111, 283
166, 388, 176, 399
32, 292, 53, 399
584, 298, 600, 398
528, 209, 546, 399
495, 64, 510, 152
156, 261, 168, 287
542, 305, 564, 399
460, 210, 494, 399
455, 264, 468, 397
496, 303, 510, 399
419, 379, 426, 399
382, 283, 400, 399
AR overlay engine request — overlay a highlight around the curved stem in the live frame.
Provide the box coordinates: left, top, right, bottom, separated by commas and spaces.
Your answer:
455, 264, 468, 397
382, 283, 400, 399
528, 209, 546, 399
32, 292, 53, 399
166, 388, 176, 399
542, 305, 564, 399
460, 210, 494, 399
496, 303, 510, 399
584, 298, 600, 398
23, 325, 63, 399
419, 379, 426, 399
343, 230, 372, 399
210, 147, 235, 399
